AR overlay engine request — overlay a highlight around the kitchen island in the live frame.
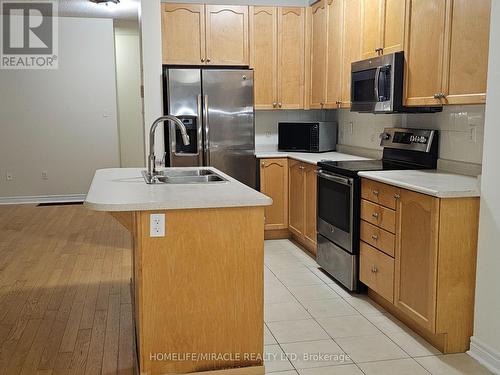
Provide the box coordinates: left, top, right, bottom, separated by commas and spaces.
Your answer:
85, 167, 272, 375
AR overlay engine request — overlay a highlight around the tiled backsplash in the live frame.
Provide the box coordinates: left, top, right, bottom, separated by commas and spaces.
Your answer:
255, 106, 486, 167
337, 105, 485, 165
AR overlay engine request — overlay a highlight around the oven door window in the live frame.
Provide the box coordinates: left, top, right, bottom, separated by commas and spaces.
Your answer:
318, 176, 351, 233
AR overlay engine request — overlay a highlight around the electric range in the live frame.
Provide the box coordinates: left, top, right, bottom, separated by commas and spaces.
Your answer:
315, 127, 439, 291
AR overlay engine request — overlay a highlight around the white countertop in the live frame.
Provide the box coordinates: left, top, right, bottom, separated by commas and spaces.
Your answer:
85, 167, 272, 212
358, 170, 481, 198
255, 145, 370, 164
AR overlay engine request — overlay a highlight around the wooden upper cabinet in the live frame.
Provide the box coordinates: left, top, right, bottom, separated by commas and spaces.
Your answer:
162, 4, 205, 65
325, 0, 344, 108
309, 0, 328, 109
360, 0, 406, 59
394, 189, 440, 333
383, 0, 406, 55
404, 0, 447, 106
443, 0, 491, 104
288, 160, 305, 236
250, 7, 278, 110
360, 0, 384, 59
340, 0, 361, 107
205, 5, 249, 66
260, 158, 288, 230
278, 7, 306, 109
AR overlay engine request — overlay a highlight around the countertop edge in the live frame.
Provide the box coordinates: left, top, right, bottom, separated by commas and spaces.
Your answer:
358, 172, 480, 198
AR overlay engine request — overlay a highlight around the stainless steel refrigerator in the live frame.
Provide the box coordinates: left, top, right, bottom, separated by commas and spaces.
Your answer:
163, 67, 256, 188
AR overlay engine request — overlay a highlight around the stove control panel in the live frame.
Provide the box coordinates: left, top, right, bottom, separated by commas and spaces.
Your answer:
380, 128, 437, 153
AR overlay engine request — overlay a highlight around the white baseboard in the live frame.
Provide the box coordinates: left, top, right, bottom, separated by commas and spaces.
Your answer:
468, 336, 500, 374
0, 194, 86, 205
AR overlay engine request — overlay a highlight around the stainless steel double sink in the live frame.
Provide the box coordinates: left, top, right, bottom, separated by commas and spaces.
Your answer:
142, 169, 228, 184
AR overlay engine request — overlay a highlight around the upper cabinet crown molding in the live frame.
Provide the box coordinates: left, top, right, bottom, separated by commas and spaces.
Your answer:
161, 4, 249, 66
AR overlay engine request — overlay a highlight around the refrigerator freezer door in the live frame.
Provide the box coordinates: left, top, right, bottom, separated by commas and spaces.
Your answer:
202, 70, 256, 188
165, 68, 203, 167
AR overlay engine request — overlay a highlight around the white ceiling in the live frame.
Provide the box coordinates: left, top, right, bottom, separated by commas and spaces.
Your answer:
57, 0, 139, 21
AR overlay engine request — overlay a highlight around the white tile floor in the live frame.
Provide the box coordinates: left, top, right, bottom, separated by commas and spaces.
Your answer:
263, 240, 493, 375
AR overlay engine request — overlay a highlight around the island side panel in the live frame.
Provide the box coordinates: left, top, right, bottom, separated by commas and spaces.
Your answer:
136, 207, 265, 375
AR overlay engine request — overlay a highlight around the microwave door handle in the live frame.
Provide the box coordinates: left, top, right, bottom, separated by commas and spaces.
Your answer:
317, 170, 352, 186
374, 66, 381, 101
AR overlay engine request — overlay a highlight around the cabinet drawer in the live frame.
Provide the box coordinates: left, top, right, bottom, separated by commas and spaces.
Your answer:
361, 199, 396, 233
360, 220, 395, 257
362, 179, 400, 210
360, 242, 394, 303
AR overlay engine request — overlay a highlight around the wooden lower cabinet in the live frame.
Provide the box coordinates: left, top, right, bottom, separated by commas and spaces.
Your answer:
258, 158, 317, 253
360, 178, 480, 353
260, 158, 289, 237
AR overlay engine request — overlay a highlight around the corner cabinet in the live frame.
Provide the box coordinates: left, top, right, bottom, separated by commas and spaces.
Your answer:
360, 178, 480, 353
161, 4, 249, 66
260, 158, 289, 234
250, 6, 306, 110
404, 0, 491, 106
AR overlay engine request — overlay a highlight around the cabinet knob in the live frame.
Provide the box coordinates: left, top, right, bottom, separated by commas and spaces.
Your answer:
372, 190, 379, 196
433, 93, 441, 99
299, 165, 305, 170
201, 58, 205, 62
371, 266, 378, 273
206, 58, 211, 63
372, 212, 379, 219
261, 162, 265, 167
278, 102, 282, 108
273, 102, 277, 108
394, 193, 401, 199
371, 234, 379, 241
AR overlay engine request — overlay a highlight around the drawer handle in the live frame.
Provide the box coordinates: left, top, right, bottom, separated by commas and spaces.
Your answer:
371, 234, 379, 241
372, 190, 379, 196
371, 267, 378, 273
372, 212, 379, 219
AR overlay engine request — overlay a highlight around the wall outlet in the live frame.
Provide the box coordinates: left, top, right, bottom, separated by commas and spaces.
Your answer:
41, 171, 48, 180
6, 172, 13, 181
150, 214, 165, 237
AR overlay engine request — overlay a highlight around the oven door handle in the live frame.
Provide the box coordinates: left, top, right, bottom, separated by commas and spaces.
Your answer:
317, 170, 353, 186
374, 66, 382, 101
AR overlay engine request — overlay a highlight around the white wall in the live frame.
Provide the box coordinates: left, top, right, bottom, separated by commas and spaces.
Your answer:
337, 105, 485, 168
114, 20, 145, 167
0, 17, 119, 201
468, 1, 500, 373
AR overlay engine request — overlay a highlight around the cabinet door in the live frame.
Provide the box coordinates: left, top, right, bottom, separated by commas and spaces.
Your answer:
395, 190, 440, 332
161, 3, 205, 65
304, 164, 318, 253
360, 0, 384, 59
289, 160, 305, 236
404, 0, 447, 106
250, 7, 278, 110
443, 0, 491, 104
260, 158, 288, 230
382, 0, 406, 55
325, 0, 344, 107
278, 7, 306, 109
309, 0, 328, 109
205, 5, 249, 66
340, 0, 361, 107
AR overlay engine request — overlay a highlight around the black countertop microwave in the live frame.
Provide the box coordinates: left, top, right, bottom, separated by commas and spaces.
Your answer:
278, 121, 337, 153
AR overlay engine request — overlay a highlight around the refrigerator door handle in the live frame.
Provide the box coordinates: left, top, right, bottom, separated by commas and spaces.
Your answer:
203, 94, 210, 166
196, 94, 203, 165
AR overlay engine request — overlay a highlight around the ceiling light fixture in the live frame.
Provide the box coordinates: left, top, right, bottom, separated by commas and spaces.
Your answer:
89, 0, 120, 5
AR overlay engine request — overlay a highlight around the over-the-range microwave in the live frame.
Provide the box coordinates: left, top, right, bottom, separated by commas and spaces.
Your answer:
278, 121, 337, 153
350, 51, 441, 114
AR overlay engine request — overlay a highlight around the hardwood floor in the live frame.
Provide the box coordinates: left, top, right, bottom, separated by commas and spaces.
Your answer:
0, 204, 134, 375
